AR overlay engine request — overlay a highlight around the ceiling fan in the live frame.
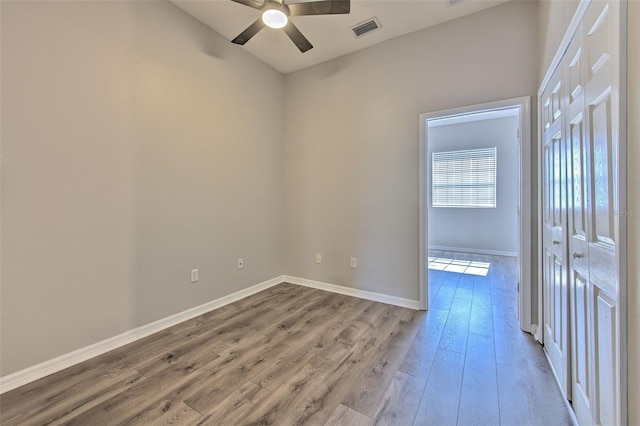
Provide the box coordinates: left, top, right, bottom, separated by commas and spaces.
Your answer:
230, 0, 350, 53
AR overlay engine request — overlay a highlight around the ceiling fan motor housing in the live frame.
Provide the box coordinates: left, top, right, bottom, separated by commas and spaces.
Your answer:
263, 1, 289, 17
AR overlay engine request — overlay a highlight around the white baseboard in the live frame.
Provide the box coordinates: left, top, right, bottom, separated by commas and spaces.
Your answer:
283, 275, 421, 310
0, 274, 419, 394
428, 245, 518, 258
0, 275, 284, 394
544, 348, 580, 426
533, 324, 543, 344
520, 322, 535, 335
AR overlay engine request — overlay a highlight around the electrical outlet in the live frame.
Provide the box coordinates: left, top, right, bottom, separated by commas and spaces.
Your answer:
237, 258, 244, 269
350, 257, 357, 268
316, 253, 322, 263
190, 269, 199, 283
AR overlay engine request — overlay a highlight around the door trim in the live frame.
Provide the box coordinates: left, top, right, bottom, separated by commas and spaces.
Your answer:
618, 4, 628, 426
418, 97, 533, 335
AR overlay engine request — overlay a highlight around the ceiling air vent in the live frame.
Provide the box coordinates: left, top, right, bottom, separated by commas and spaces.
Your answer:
350, 17, 381, 38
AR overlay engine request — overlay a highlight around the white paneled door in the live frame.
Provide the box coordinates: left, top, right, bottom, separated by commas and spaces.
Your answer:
582, 2, 621, 424
542, 66, 570, 398
565, 24, 593, 426
541, 1, 621, 425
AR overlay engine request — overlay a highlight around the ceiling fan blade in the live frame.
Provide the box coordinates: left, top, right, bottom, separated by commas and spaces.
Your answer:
230, 0, 264, 10
288, 0, 350, 16
283, 20, 313, 52
231, 19, 265, 45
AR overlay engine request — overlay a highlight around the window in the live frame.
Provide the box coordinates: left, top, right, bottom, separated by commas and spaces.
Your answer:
432, 147, 497, 208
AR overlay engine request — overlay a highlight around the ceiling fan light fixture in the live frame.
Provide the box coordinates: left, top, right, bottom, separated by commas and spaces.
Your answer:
231, 0, 350, 52
262, 9, 288, 29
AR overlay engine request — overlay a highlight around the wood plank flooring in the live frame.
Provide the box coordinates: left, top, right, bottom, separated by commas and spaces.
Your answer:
0, 252, 572, 425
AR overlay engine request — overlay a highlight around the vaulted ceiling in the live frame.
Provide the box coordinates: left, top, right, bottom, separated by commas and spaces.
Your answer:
171, 0, 511, 73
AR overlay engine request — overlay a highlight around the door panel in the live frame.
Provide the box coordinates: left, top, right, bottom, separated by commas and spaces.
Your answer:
588, 92, 617, 296
564, 28, 594, 426
553, 138, 563, 229
591, 95, 615, 247
586, 4, 610, 77
553, 257, 564, 347
594, 289, 616, 426
544, 249, 554, 340
584, 2, 619, 423
570, 116, 587, 241
567, 114, 595, 424
542, 67, 570, 397
568, 47, 583, 105
552, 81, 563, 125
571, 273, 591, 419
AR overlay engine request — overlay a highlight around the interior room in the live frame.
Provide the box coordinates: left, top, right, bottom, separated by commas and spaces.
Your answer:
426, 108, 521, 338
427, 110, 520, 258
1, 0, 638, 424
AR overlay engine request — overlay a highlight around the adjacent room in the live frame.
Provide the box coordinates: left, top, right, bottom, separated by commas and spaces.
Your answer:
1, 0, 638, 425
425, 108, 523, 392
426, 108, 520, 308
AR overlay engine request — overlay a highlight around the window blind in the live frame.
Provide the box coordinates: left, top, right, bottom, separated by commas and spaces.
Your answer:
432, 147, 497, 208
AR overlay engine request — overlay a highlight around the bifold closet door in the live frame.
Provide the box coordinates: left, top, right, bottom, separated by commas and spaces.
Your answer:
564, 25, 593, 426
541, 66, 570, 398
581, 1, 621, 424
542, 0, 621, 424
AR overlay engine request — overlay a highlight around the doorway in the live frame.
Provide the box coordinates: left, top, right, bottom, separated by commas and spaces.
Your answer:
419, 97, 533, 334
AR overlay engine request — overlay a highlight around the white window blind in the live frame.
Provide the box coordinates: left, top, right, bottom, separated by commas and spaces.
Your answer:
432, 147, 497, 208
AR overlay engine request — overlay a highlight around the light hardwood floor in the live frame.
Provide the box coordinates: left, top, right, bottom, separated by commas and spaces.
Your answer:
0, 253, 572, 425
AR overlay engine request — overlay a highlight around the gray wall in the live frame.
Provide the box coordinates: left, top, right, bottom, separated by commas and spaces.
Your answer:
428, 116, 519, 254
0, 1, 285, 375
283, 0, 538, 301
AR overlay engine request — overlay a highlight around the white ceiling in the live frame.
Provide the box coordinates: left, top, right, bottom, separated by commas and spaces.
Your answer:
171, 0, 511, 74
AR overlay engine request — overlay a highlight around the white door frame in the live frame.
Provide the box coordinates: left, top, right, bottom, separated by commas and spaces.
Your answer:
419, 96, 534, 334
